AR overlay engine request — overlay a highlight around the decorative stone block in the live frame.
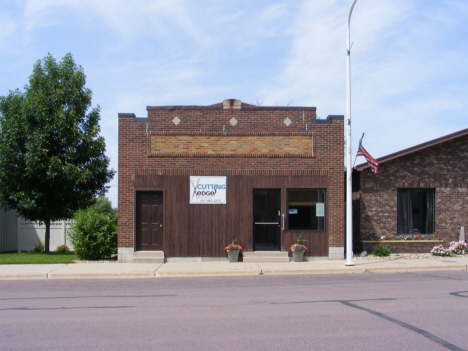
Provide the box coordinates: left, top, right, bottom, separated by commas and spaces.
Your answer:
229, 117, 238, 126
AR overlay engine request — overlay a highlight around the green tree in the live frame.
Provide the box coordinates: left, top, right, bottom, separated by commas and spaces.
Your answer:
0, 53, 114, 252
94, 196, 117, 226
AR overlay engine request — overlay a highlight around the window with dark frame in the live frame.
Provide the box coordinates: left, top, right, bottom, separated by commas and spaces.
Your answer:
287, 189, 326, 231
397, 189, 435, 235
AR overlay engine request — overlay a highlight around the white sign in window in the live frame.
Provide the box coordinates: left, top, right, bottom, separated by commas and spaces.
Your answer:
190, 176, 227, 204
316, 203, 325, 217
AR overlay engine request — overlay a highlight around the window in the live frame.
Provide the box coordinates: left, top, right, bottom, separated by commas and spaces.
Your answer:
397, 189, 435, 234
287, 189, 326, 230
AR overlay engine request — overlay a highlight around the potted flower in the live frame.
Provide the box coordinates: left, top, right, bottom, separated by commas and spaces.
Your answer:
290, 233, 308, 262
225, 238, 242, 263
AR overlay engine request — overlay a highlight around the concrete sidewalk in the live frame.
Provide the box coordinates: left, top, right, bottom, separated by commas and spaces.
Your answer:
1, 256, 467, 280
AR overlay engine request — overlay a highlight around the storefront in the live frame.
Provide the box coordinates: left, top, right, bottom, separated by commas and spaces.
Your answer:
118, 100, 344, 262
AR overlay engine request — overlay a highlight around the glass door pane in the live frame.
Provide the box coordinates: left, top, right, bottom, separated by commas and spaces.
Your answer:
253, 189, 281, 251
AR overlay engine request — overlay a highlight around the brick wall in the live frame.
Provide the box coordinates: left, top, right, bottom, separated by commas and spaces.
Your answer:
118, 102, 344, 255
150, 134, 312, 156
354, 135, 468, 249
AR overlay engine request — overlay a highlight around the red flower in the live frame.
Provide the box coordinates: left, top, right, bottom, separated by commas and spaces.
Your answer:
225, 244, 242, 251
290, 244, 307, 252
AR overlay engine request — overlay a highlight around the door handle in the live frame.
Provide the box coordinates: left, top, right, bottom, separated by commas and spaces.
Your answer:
160, 224, 163, 228
282, 214, 284, 230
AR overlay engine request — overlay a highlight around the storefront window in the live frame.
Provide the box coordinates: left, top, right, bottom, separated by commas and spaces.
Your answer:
397, 189, 435, 234
287, 189, 326, 230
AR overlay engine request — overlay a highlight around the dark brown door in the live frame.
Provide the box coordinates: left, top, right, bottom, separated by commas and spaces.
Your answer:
136, 192, 163, 251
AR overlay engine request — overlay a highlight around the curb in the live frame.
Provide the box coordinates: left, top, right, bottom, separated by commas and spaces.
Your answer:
1, 263, 467, 280
156, 271, 262, 277
257, 267, 366, 275
48, 272, 157, 279
0, 274, 48, 280
363, 264, 467, 273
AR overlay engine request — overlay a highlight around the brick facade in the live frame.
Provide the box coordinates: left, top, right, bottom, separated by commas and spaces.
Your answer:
118, 101, 344, 260
150, 134, 313, 156
354, 134, 468, 253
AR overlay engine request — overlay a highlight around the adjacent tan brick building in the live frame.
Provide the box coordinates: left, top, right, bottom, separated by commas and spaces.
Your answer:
118, 100, 344, 262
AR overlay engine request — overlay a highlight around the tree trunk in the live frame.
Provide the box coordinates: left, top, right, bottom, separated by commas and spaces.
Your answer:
45, 218, 50, 253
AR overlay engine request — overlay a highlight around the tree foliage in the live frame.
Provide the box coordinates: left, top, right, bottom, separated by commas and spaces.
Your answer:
0, 53, 114, 252
93, 196, 118, 226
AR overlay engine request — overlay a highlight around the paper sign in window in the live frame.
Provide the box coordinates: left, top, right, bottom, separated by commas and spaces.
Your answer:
316, 203, 324, 217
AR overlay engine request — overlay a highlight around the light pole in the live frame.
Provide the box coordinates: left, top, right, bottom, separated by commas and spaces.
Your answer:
346, 0, 357, 266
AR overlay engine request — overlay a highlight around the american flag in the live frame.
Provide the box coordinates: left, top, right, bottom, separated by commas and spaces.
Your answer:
356, 137, 379, 173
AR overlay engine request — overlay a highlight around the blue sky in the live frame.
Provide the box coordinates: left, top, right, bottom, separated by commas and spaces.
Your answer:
1, 0, 467, 207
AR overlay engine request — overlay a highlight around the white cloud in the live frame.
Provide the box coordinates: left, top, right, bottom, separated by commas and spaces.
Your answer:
2, 0, 468, 207
259, 0, 468, 159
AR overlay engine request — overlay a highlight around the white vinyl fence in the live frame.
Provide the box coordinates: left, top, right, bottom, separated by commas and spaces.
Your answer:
17, 218, 74, 252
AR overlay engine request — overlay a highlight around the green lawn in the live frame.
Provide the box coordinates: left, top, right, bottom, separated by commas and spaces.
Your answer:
0, 252, 77, 264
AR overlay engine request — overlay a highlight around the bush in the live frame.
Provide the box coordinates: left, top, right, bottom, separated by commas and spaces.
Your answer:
432, 241, 468, 256
431, 244, 450, 256
67, 205, 117, 260
448, 241, 468, 255
33, 241, 44, 253
372, 244, 391, 257
55, 245, 70, 253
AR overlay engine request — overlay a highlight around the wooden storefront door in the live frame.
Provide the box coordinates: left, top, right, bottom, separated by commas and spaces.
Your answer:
136, 192, 164, 251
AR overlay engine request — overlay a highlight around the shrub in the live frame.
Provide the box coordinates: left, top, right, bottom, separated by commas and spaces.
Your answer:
431, 244, 451, 256
55, 245, 70, 253
448, 241, 468, 255
33, 241, 44, 253
67, 205, 117, 260
431, 241, 468, 256
372, 244, 391, 257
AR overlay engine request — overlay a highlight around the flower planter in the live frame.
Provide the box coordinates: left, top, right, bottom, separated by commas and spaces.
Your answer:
292, 250, 305, 262
362, 240, 443, 254
227, 250, 240, 263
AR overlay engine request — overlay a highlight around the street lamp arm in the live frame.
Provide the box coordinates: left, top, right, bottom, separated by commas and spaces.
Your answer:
348, 0, 358, 30
347, 0, 358, 54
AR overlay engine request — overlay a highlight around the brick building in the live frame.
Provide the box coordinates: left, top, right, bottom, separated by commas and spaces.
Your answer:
353, 128, 468, 253
118, 99, 344, 262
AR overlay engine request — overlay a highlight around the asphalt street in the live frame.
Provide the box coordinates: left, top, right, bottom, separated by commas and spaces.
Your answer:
1, 271, 468, 351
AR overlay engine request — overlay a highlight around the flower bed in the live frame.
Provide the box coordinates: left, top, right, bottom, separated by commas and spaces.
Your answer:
361, 234, 444, 254
361, 240, 443, 254
362, 234, 442, 241
431, 241, 468, 256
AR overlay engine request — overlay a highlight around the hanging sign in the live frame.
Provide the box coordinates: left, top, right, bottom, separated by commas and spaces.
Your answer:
190, 176, 227, 204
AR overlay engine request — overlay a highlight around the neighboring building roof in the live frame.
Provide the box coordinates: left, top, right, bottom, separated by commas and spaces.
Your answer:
146, 99, 317, 111
354, 128, 468, 171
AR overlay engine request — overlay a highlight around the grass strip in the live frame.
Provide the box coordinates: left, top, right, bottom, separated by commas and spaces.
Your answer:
0, 252, 77, 265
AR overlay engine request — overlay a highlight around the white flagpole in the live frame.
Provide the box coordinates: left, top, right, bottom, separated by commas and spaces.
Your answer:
346, 0, 358, 266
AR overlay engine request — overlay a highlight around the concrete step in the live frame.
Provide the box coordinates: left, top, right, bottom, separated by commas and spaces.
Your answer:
133, 251, 164, 264
243, 251, 290, 263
